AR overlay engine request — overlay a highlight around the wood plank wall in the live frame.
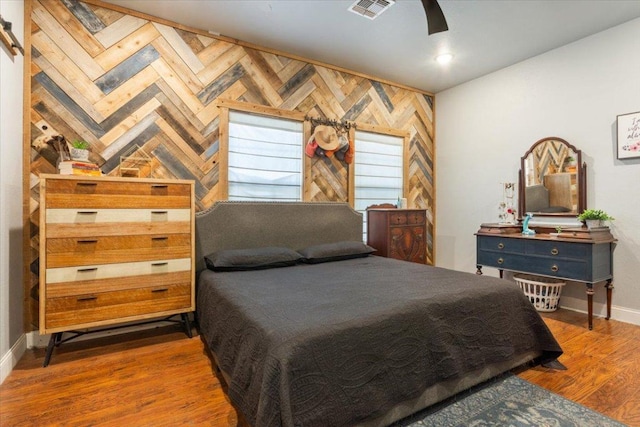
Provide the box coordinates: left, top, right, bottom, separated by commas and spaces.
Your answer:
25, 0, 436, 329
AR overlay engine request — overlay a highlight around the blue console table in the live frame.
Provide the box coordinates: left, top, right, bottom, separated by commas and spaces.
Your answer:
476, 223, 616, 330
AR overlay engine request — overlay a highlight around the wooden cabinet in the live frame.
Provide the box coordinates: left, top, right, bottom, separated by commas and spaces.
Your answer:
367, 209, 427, 264
39, 174, 195, 365
475, 223, 616, 329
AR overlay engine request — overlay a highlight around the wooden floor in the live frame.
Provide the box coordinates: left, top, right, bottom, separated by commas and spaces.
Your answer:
1, 309, 639, 426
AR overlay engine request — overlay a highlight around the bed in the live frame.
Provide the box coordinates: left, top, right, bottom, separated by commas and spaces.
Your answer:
195, 201, 562, 427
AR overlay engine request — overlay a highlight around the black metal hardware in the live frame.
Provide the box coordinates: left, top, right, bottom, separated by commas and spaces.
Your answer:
0, 15, 24, 55
41, 313, 194, 367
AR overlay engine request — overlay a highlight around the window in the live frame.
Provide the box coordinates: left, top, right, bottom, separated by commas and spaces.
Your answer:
354, 130, 404, 237
228, 111, 303, 201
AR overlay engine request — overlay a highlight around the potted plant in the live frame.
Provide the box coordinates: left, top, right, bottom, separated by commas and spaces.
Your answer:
69, 140, 90, 161
564, 156, 577, 172
577, 209, 614, 229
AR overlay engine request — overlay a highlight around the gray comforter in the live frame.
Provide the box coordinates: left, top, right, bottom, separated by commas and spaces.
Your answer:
197, 256, 562, 427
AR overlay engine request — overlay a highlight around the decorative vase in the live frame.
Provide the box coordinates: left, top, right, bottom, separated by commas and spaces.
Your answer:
70, 147, 89, 161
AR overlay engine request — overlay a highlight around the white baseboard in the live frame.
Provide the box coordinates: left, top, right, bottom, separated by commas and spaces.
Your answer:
559, 295, 640, 326
0, 334, 26, 385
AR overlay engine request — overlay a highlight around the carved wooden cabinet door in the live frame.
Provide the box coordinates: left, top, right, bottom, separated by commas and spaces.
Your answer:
367, 209, 427, 264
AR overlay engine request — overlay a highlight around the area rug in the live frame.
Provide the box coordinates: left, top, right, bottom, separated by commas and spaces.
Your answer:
395, 373, 626, 427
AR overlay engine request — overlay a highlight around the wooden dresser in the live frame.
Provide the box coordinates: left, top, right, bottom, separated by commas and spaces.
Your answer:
39, 174, 195, 366
476, 223, 616, 329
367, 208, 427, 264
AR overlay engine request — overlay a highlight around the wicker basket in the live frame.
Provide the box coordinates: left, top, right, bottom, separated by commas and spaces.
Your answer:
514, 274, 565, 312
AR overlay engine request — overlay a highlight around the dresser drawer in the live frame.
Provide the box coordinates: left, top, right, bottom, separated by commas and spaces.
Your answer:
45, 258, 192, 284
388, 210, 426, 226
45, 271, 192, 298
46, 208, 190, 224
46, 234, 192, 268
46, 220, 190, 239
477, 235, 525, 253
524, 240, 589, 259
44, 283, 192, 330
45, 179, 191, 209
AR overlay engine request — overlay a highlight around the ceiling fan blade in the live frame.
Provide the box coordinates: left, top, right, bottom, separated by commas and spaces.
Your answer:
421, 0, 449, 35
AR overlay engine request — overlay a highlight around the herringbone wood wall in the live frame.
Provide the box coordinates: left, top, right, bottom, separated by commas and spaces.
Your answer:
26, 0, 436, 328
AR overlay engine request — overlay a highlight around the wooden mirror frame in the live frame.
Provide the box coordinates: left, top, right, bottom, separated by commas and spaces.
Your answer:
518, 137, 587, 218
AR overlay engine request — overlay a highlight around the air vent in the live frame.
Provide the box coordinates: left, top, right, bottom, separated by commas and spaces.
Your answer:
348, 0, 395, 20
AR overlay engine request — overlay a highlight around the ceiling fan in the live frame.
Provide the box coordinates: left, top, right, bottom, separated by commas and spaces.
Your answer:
421, 0, 449, 35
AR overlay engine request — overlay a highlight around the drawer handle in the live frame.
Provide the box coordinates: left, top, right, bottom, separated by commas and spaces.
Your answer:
151, 184, 169, 188
77, 239, 98, 244
77, 182, 98, 186
152, 262, 169, 267
77, 296, 97, 302
152, 288, 169, 293
77, 211, 98, 215
152, 236, 168, 241
77, 267, 98, 272
151, 211, 168, 215
551, 265, 559, 272
497, 243, 504, 249
497, 258, 504, 265
551, 248, 559, 255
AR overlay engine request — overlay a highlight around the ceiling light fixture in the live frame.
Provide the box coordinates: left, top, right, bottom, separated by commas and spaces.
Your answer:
435, 53, 453, 64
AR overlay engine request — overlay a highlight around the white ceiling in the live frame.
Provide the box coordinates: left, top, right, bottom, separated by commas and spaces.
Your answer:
102, 0, 640, 94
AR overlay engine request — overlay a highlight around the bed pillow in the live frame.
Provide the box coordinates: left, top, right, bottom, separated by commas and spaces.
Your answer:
205, 247, 302, 272
299, 241, 375, 264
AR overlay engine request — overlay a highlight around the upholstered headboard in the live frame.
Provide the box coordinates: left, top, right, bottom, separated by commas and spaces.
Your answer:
194, 201, 363, 273
525, 184, 550, 212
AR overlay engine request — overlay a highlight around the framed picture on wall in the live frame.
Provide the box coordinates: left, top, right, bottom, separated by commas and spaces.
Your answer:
617, 111, 640, 159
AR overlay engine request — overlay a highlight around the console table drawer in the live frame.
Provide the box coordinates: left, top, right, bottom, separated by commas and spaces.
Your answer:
478, 235, 524, 253
477, 251, 587, 281
518, 258, 587, 281
524, 240, 589, 258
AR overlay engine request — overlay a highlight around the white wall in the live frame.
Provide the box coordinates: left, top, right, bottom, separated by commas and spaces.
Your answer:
435, 18, 640, 324
0, 0, 25, 383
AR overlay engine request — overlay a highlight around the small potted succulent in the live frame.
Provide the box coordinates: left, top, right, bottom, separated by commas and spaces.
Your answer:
69, 140, 90, 161
577, 209, 614, 229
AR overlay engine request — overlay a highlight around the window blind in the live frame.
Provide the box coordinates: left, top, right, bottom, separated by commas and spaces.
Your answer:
354, 131, 404, 238
228, 111, 303, 201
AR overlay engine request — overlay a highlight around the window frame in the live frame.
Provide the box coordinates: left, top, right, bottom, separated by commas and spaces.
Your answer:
352, 123, 410, 202
217, 100, 409, 209
217, 99, 307, 201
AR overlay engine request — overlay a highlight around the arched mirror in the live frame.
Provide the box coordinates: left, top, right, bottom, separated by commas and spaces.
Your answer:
518, 137, 586, 217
